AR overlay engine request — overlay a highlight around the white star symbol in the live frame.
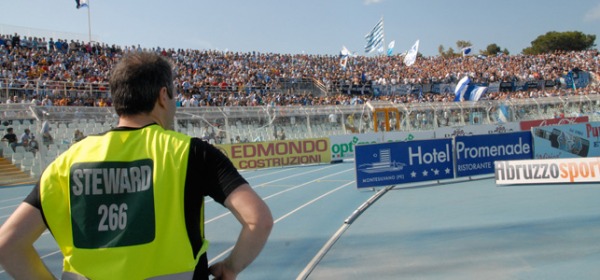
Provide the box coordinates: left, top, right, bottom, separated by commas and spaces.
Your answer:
445, 168, 451, 174
411, 171, 417, 178
432, 169, 440, 176
422, 170, 429, 176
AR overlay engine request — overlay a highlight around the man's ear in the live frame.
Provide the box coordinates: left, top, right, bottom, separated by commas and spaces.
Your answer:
157, 86, 169, 109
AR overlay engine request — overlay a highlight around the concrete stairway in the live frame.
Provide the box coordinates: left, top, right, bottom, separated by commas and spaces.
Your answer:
0, 157, 37, 186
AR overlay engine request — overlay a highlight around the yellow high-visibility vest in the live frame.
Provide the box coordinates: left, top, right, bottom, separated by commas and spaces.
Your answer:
40, 124, 208, 279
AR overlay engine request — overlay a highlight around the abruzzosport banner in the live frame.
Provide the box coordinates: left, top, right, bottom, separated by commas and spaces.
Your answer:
532, 122, 600, 159
216, 138, 331, 170
455, 131, 533, 177
354, 139, 454, 188
330, 131, 434, 160
495, 157, 600, 185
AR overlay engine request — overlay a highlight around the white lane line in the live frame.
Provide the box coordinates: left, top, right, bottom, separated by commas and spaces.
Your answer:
0, 196, 25, 203
0, 203, 20, 210
208, 180, 355, 265
205, 164, 341, 204
241, 166, 302, 180
205, 167, 353, 223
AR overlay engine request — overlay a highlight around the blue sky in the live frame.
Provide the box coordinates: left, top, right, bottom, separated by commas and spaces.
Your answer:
1, 0, 600, 57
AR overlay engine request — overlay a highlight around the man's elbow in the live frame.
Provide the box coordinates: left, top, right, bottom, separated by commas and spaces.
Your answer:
260, 212, 274, 234
252, 208, 274, 235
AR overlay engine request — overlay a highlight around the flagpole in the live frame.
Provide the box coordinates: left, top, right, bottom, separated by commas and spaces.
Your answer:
381, 16, 385, 57
87, 0, 92, 43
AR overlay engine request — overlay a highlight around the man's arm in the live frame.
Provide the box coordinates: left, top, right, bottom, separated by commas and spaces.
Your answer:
0, 203, 56, 279
209, 184, 273, 280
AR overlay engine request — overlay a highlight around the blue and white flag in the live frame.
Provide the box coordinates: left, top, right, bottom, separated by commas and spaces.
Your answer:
340, 46, 350, 70
469, 86, 488, 101
365, 18, 384, 54
498, 104, 510, 123
462, 47, 472, 56
454, 76, 470, 101
403, 40, 419, 66
76, 0, 89, 9
566, 70, 577, 90
387, 40, 395, 56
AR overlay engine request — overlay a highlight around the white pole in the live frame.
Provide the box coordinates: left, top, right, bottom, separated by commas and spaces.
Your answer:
87, 1, 92, 43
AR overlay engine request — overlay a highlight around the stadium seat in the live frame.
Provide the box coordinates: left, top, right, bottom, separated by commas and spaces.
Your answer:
20, 157, 34, 173
1, 144, 14, 158
30, 164, 44, 178
15, 146, 26, 153
11, 152, 24, 168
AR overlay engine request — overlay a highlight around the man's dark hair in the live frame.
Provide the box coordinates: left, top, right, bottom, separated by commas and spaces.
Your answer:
109, 52, 174, 116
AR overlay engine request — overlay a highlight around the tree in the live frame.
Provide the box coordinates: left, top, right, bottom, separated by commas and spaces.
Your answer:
522, 31, 596, 55
480, 43, 510, 56
456, 40, 472, 50
438, 44, 458, 58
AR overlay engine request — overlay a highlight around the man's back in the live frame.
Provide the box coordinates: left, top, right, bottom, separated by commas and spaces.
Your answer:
0, 52, 272, 279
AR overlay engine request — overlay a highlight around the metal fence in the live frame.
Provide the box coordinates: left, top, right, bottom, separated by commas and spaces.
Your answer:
1, 94, 599, 183
2, 94, 597, 144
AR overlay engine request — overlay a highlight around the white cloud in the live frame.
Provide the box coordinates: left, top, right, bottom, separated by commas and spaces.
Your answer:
364, 0, 384, 5
584, 3, 600, 22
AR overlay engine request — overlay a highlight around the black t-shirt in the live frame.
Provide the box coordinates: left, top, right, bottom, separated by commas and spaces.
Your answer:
2, 132, 17, 143
24, 137, 247, 280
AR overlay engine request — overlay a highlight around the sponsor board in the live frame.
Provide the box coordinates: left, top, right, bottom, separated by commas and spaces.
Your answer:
455, 132, 533, 177
434, 123, 520, 139
495, 157, 600, 185
330, 131, 434, 160
355, 139, 454, 188
519, 116, 589, 131
215, 138, 331, 170
532, 122, 600, 159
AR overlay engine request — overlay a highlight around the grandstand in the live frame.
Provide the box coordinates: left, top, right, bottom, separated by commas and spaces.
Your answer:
2, 31, 600, 185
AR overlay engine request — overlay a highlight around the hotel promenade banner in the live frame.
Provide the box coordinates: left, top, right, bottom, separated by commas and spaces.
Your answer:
354, 139, 454, 188
455, 132, 533, 177
216, 138, 331, 170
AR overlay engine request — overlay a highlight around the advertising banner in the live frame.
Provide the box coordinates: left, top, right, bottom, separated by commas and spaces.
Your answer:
532, 122, 600, 159
519, 116, 589, 131
455, 132, 533, 177
330, 131, 434, 160
434, 122, 520, 139
355, 139, 454, 188
216, 138, 331, 170
495, 157, 600, 185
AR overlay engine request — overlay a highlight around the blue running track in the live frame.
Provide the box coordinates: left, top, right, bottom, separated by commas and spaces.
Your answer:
2, 162, 600, 279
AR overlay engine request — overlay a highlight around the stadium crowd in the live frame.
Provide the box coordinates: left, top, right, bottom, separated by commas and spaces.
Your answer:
1, 32, 599, 108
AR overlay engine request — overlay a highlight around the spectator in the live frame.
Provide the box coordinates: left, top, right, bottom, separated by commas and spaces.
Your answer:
0, 31, 599, 108
6, 96, 18, 104
19, 128, 32, 150
72, 129, 85, 143
40, 121, 54, 146
1, 127, 18, 152
41, 96, 53, 107
28, 136, 40, 155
